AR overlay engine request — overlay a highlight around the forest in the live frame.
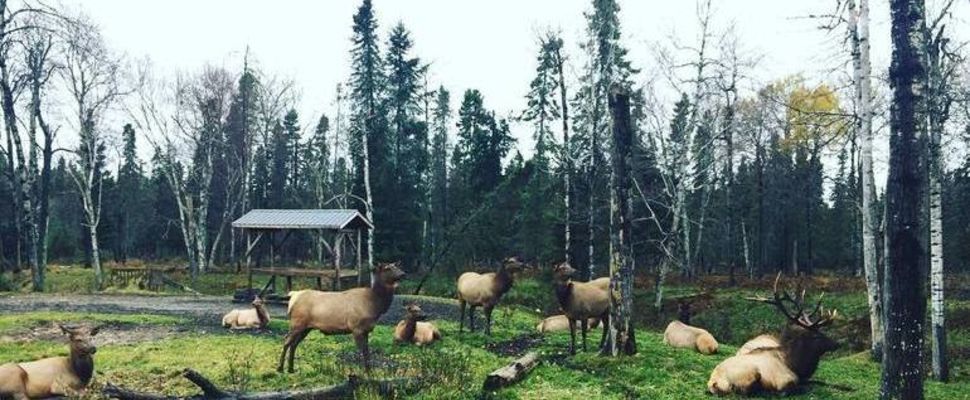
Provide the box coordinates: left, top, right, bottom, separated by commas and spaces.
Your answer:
0, 0, 969, 399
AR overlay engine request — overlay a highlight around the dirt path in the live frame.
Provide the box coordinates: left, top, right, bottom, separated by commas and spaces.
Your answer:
0, 293, 463, 327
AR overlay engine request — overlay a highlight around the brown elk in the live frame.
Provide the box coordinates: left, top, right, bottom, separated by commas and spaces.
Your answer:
277, 262, 405, 373
0, 324, 100, 399
457, 256, 526, 335
393, 303, 441, 346
708, 274, 839, 395
552, 262, 611, 354
222, 295, 270, 330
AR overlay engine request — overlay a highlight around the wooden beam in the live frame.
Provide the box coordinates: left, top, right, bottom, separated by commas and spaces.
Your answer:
482, 352, 540, 391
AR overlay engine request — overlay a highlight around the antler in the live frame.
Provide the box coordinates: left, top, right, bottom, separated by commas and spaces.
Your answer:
747, 272, 838, 330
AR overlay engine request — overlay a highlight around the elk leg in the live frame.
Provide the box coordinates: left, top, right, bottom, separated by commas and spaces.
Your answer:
581, 319, 589, 352
484, 305, 494, 336
568, 318, 577, 355
277, 330, 295, 373
469, 306, 477, 332
599, 313, 609, 350
458, 299, 466, 333
354, 332, 371, 372
287, 329, 310, 373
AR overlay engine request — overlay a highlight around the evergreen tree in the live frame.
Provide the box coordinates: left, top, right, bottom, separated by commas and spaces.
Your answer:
117, 124, 143, 263
451, 90, 514, 260
428, 87, 451, 265
382, 22, 427, 268
518, 35, 563, 262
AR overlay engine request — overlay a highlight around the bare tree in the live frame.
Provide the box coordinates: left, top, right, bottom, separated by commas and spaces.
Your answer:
24, 15, 58, 291
131, 64, 233, 277
0, 0, 60, 290
61, 13, 125, 289
547, 32, 572, 265
644, 0, 719, 308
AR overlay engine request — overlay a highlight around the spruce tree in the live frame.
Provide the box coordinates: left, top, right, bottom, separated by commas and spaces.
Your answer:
383, 22, 426, 267
117, 124, 143, 263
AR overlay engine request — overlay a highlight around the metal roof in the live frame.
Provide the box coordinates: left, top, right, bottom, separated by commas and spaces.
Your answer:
231, 209, 373, 230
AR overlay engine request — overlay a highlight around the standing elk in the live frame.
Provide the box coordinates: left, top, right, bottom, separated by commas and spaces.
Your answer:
393, 303, 441, 346
457, 256, 527, 335
278, 262, 405, 373
0, 324, 100, 399
708, 274, 839, 395
552, 262, 611, 354
222, 295, 270, 330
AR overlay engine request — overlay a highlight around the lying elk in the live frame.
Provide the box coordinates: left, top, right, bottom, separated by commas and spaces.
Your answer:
222, 295, 270, 330
552, 262, 610, 354
393, 303, 441, 346
536, 315, 600, 334
278, 262, 405, 373
457, 256, 527, 335
0, 324, 100, 399
663, 320, 719, 355
708, 274, 839, 395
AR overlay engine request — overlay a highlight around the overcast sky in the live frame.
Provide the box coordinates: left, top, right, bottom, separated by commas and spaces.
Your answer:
62, 0, 967, 179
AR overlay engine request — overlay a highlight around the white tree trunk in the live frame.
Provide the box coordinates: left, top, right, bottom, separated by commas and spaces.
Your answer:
363, 119, 375, 282
742, 221, 752, 279
929, 150, 945, 380
87, 222, 102, 288
849, 0, 884, 360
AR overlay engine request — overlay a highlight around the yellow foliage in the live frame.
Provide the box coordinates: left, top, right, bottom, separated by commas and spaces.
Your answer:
779, 78, 849, 152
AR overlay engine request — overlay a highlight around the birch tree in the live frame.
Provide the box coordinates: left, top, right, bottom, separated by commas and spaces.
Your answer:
924, 0, 959, 382
847, 0, 885, 362
62, 14, 125, 289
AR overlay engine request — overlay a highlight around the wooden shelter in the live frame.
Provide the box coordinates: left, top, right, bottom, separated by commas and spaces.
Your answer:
232, 209, 372, 299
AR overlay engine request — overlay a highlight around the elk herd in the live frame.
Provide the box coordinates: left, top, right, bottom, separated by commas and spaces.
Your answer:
0, 258, 841, 398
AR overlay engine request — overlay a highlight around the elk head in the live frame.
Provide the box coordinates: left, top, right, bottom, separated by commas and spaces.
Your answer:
748, 273, 839, 381
552, 262, 577, 282
375, 262, 406, 289
501, 256, 527, 274
59, 324, 100, 356
404, 303, 429, 321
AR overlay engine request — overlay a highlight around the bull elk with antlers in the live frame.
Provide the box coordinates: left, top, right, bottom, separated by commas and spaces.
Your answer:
708, 274, 839, 395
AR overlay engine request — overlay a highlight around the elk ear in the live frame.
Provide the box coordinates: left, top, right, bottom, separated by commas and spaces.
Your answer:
89, 326, 101, 336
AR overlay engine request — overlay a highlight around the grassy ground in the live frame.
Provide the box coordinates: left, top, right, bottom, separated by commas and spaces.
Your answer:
1, 266, 969, 399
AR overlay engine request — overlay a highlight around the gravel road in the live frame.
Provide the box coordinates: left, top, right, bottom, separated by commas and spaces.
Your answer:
0, 293, 464, 327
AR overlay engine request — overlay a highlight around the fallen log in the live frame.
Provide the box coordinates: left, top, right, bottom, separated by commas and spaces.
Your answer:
482, 351, 540, 391
102, 368, 420, 400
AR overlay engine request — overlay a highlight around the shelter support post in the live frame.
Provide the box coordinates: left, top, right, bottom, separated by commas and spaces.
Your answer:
357, 230, 363, 287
